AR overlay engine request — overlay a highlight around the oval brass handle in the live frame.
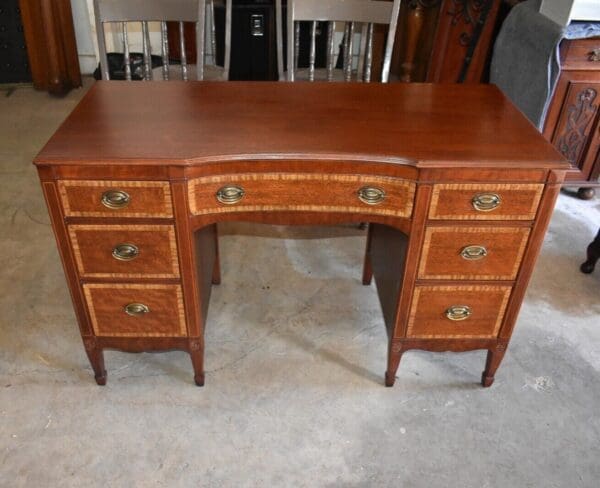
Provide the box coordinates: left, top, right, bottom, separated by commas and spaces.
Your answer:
124, 303, 150, 316
588, 48, 600, 62
112, 243, 139, 261
101, 189, 131, 209
445, 305, 472, 321
460, 245, 488, 261
216, 185, 245, 204
472, 193, 501, 212
358, 186, 386, 205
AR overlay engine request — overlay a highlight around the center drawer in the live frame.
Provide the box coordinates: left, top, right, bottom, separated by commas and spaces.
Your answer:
188, 173, 416, 218
68, 225, 180, 279
418, 226, 531, 280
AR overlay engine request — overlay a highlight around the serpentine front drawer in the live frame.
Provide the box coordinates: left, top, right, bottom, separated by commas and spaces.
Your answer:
428, 184, 544, 220
406, 285, 513, 339
58, 180, 173, 218
83, 284, 187, 338
417, 226, 531, 281
188, 173, 416, 218
68, 224, 180, 279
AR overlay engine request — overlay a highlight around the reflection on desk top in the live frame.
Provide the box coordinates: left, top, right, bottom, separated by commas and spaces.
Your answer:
35, 81, 568, 169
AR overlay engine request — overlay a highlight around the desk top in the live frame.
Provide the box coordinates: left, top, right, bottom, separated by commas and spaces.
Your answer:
35, 81, 567, 169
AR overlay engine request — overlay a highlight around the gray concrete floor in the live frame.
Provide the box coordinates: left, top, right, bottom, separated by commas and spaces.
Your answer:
0, 80, 599, 487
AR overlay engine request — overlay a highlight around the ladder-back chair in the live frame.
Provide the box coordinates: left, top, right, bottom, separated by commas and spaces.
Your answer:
93, 0, 231, 81
275, 0, 402, 82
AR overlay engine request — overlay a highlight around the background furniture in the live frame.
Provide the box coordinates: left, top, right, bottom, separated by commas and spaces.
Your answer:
276, 0, 401, 82
542, 36, 600, 200
581, 229, 600, 273
34, 82, 568, 388
94, 0, 232, 81
17, 0, 81, 94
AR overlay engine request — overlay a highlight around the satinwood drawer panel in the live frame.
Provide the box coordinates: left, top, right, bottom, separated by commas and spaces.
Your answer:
407, 285, 512, 339
428, 184, 544, 220
188, 173, 416, 218
83, 284, 187, 337
58, 180, 173, 218
68, 225, 180, 279
418, 227, 531, 280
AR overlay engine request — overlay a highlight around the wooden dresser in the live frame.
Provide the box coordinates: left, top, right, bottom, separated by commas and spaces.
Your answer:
34, 82, 568, 387
543, 37, 600, 199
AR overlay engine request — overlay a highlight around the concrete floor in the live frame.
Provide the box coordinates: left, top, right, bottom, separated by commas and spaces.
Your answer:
0, 80, 599, 487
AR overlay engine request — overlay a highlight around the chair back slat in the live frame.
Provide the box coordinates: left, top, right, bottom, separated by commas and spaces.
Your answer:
364, 23, 374, 82
122, 22, 132, 80
141, 21, 152, 80
179, 21, 188, 81
308, 21, 317, 82
95, 0, 199, 22
326, 22, 335, 82
160, 21, 169, 80
293, 0, 395, 25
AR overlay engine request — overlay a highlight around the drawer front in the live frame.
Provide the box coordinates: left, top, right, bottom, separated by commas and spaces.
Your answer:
407, 285, 512, 339
562, 38, 600, 70
188, 173, 416, 218
83, 284, 187, 337
429, 184, 543, 221
418, 226, 530, 280
69, 225, 180, 278
58, 180, 173, 218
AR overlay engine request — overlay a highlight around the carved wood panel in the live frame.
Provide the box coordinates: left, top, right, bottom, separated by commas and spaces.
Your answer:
551, 81, 600, 173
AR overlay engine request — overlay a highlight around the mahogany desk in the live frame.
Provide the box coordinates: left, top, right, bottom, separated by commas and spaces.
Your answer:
34, 82, 569, 387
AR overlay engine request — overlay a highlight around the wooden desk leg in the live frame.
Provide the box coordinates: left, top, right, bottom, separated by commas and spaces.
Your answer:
212, 224, 221, 285
581, 229, 600, 274
362, 225, 373, 285
83, 337, 107, 385
385, 340, 404, 387
189, 338, 205, 386
481, 343, 507, 387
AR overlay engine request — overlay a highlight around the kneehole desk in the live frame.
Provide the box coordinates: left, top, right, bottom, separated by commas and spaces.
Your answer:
34, 82, 569, 387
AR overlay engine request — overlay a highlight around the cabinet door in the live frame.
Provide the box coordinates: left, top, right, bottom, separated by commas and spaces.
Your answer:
547, 73, 600, 181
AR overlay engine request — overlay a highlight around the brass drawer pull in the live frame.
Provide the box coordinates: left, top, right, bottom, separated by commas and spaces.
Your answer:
101, 189, 131, 209
445, 305, 472, 321
358, 186, 386, 205
589, 48, 600, 62
112, 243, 139, 261
124, 303, 150, 316
216, 185, 245, 204
472, 193, 501, 212
460, 245, 488, 261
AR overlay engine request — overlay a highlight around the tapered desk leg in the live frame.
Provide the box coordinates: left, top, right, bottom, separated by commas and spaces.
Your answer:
385, 341, 404, 387
362, 225, 373, 285
83, 338, 107, 385
481, 344, 507, 387
189, 338, 205, 386
212, 223, 221, 285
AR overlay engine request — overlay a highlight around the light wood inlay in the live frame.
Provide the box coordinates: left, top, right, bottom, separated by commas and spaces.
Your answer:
83, 284, 186, 337
407, 285, 512, 339
417, 226, 531, 280
428, 184, 544, 220
68, 224, 180, 279
58, 180, 173, 218
188, 173, 416, 217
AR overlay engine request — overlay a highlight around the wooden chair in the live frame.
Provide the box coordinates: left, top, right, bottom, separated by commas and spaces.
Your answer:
93, 0, 231, 81
275, 0, 402, 83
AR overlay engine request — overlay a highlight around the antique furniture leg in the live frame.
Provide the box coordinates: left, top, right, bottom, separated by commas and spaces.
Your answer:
362, 224, 374, 285
83, 338, 107, 385
385, 340, 403, 387
481, 343, 507, 387
189, 338, 205, 386
581, 229, 600, 274
212, 224, 221, 285
577, 187, 596, 200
